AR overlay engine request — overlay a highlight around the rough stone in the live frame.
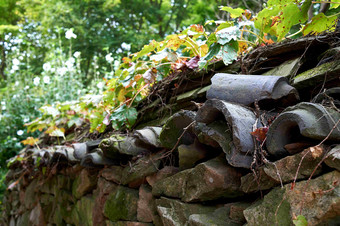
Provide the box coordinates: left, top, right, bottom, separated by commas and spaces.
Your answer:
72, 195, 95, 226
106, 221, 153, 226
325, 145, 340, 171
146, 166, 179, 187
159, 110, 197, 149
183, 156, 243, 202
93, 178, 118, 225
262, 58, 300, 78
241, 146, 325, 192
103, 186, 139, 222
137, 184, 158, 223
178, 140, 208, 170
188, 203, 248, 226
72, 168, 98, 199
24, 179, 39, 209
121, 152, 162, 188
29, 203, 46, 226
16, 211, 30, 226
243, 171, 340, 225
156, 197, 216, 226
293, 60, 340, 89
152, 169, 193, 199
39, 177, 58, 195
100, 166, 124, 184
153, 157, 243, 202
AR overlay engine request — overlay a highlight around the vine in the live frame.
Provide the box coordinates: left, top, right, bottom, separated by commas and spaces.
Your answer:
23, 0, 340, 143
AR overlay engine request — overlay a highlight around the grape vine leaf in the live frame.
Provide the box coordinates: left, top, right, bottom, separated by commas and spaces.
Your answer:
255, 0, 311, 40
216, 26, 240, 45
330, 0, 340, 9
220, 6, 244, 18
302, 13, 337, 35
221, 40, 238, 65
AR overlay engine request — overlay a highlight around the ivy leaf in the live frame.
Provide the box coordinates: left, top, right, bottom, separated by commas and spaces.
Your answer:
220, 6, 245, 18
293, 215, 308, 226
221, 40, 238, 65
302, 13, 337, 36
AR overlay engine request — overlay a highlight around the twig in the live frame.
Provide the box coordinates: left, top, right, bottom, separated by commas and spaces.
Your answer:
159, 121, 196, 160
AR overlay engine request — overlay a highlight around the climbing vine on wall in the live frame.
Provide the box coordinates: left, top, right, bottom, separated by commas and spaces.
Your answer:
23, 0, 340, 143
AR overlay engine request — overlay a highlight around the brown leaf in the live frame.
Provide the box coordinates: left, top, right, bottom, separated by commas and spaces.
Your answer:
185, 56, 200, 69
250, 127, 268, 142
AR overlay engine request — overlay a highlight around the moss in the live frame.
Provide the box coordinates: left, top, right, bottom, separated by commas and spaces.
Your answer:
103, 186, 139, 222
244, 187, 292, 226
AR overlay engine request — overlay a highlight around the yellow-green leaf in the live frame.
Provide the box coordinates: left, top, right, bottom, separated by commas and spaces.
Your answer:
302, 13, 337, 36
220, 6, 244, 18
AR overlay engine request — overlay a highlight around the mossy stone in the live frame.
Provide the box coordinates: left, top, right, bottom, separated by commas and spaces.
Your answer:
103, 186, 139, 222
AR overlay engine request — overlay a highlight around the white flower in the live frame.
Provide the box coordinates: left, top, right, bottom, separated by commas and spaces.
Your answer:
114, 60, 120, 69
121, 42, 131, 51
17, 130, 24, 136
73, 51, 81, 58
57, 67, 67, 76
65, 57, 75, 69
105, 53, 114, 63
23, 117, 30, 123
33, 77, 40, 86
1, 101, 5, 105
43, 76, 50, 84
12, 58, 20, 66
14, 81, 19, 86
1, 105, 6, 110
43, 62, 51, 72
97, 81, 105, 89
12, 65, 19, 71
65, 29, 77, 39
24, 85, 29, 90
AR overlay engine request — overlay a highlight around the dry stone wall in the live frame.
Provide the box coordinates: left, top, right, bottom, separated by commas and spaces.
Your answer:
2, 35, 340, 226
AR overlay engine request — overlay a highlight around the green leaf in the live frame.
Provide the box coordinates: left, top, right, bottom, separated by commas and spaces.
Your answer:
132, 40, 159, 61
293, 215, 308, 226
216, 26, 240, 45
220, 6, 244, 18
203, 43, 221, 61
330, 0, 340, 9
255, 0, 311, 40
216, 21, 234, 32
221, 40, 238, 65
302, 13, 337, 36
124, 107, 137, 128
40, 105, 60, 118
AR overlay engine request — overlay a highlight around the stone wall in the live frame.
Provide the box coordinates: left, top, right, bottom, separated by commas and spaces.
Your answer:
2, 35, 340, 226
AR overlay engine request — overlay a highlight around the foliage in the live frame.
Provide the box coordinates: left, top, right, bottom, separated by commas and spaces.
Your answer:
23, 1, 340, 143
293, 215, 308, 226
